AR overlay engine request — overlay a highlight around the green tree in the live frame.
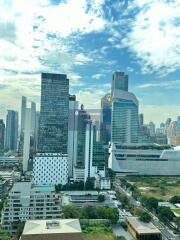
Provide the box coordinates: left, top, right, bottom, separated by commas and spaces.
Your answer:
16, 221, 25, 239
97, 194, 105, 202
157, 207, 174, 223
117, 193, 129, 209
81, 205, 98, 219
141, 196, 158, 211
138, 211, 152, 223
85, 178, 95, 190
170, 195, 180, 204
63, 205, 79, 218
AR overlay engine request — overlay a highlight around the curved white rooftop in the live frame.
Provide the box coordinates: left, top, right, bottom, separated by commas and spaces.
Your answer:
160, 146, 180, 160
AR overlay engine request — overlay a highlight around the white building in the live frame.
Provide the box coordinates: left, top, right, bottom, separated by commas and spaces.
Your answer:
68, 95, 78, 177
33, 153, 68, 185
21, 219, 82, 240
74, 121, 105, 182
109, 143, 180, 175
1, 182, 62, 233
23, 108, 31, 172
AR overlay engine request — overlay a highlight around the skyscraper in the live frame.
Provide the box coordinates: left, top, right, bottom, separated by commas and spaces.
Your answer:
21, 96, 27, 135
112, 71, 128, 93
38, 73, 69, 153
139, 113, 144, 127
0, 120, 5, 152
148, 121, 156, 136
23, 108, 31, 172
33, 73, 69, 185
75, 104, 90, 169
68, 95, 78, 177
5, 110, 18, 151
100, 93, 111, 145
111, 71, 139, 144
31, 101, 36, 134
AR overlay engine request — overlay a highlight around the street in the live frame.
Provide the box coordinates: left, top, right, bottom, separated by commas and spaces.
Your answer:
113, 179, 178, 240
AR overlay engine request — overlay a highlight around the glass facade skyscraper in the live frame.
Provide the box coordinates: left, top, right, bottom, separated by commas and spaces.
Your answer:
0, 119, 5, 152
5, 110, 18, 151
112, 71, 128, 93
38, 73, 69, 154
111, 71, 139, 144
100, 93, 111, 145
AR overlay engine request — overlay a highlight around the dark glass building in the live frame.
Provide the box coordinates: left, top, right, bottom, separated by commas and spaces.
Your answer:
38, 73, 69, 153
76, 105, 90, 169
100, 93, 111, 145
5, 110, 18, 151
0, 119, 5, 152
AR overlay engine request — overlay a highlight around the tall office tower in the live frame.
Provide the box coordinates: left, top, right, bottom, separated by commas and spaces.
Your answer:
33, 73, 69, 186
34, 111, 40, 151
139, 113, 144, 127
23, 108, 31, 172
68, 95, 78, 177
73, 105, 90, 181
84, 121, 105, 180
0, 120, 5, 152
74, 106, 105, 182
38, 73, 69, 153
31, 101, 36, 134
111, 71, 139, 144
21, 96, 27, 134
148, 121, 156, 136
112, 71, 128, 94
76, 105, 90, 169
100, 93, 111, 145
177, 116, 180, 132
5, 110, 18, 151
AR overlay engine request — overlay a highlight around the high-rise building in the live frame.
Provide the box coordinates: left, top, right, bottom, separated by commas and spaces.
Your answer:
5, 110, 18, 151
68, 95, 78, 177
38, 73, 69, 153
148, 121, 156, 136
74, 108, 105, 182
23, 108, 31, 172
33, 73, 69, 185
0, 119, 5, 152
111, 71, 128, 93
21, 96, 27, 134
111, 71, 139, 144
75, 105, 90, 169
176, 116, 180, 133
100, 93, 111, 145
31, 101, 36, 134
139, 113, 144, 127
35, 111, 40, 151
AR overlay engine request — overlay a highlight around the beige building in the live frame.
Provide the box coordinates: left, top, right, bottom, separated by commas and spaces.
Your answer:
126, 217, 161, 240
20, 219, 83, 240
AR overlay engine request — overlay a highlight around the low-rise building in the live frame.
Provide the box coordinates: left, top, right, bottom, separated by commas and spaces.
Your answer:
109, 143, 180, 175
0, 156, 20, 168
20, 219, 83, 240
126, 217, 162, 240
1, 182, 62, 233
0, 170, 21, 186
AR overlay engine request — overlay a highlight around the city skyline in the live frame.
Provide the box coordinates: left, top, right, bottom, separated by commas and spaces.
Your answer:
0, 0, 179, 125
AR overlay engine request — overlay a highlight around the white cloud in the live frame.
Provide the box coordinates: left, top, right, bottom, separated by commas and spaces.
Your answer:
137, 80, 180, 89
122, 0, 180, 75
92, 73, 105, 79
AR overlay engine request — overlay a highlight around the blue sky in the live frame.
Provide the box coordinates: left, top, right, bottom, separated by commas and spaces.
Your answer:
0, 0, 179, 125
